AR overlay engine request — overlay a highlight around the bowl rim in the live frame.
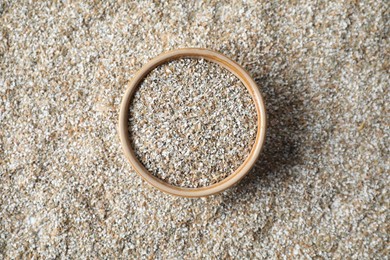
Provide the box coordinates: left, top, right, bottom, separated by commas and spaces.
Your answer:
118, 48, 267, 197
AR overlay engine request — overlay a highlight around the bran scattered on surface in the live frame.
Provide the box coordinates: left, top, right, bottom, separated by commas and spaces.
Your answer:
129, 58, 257, 188
0, 0, 388, 259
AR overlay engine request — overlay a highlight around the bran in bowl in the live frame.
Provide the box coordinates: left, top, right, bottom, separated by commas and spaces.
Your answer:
128, 58, 257, 188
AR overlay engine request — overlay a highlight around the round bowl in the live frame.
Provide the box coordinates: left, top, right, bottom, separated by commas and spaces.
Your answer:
118, 48, 266, 197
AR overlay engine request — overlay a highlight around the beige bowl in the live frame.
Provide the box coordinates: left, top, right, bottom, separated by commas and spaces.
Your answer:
118, 48, 266, 197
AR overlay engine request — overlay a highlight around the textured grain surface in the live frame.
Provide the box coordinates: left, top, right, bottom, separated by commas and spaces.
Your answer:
0, 0, 389, 259
129, 58, 257, 188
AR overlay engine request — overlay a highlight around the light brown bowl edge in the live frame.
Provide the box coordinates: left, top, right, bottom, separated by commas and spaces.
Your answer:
118, 48, 267, 198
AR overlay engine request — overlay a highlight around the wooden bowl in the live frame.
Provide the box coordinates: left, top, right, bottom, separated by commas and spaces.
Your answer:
118, 48, 266, 197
